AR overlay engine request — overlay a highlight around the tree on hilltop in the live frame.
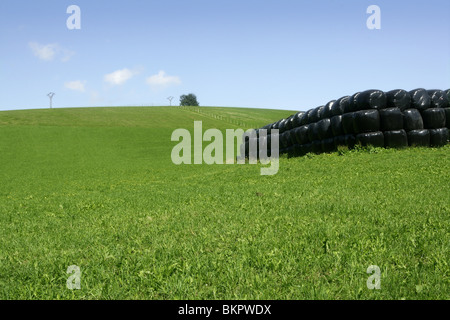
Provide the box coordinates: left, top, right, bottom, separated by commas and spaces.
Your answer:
180, 93, 199, 107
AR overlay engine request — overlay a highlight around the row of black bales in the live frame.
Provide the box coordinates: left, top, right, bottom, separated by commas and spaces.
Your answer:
243, 89, 450, 158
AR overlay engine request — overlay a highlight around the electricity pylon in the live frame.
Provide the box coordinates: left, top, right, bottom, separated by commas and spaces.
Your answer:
47, 92, 55, 109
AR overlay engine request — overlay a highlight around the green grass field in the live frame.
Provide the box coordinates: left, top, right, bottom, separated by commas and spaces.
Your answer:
0, 106, 449, 300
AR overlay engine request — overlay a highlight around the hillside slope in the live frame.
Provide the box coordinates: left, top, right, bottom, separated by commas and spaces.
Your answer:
0, 106, 295, 129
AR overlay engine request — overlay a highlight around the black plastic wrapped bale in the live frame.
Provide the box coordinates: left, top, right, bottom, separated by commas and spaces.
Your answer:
291, 116, 298, 130
285, 116, 294, 131
312, 122, 322, 141
321, 138, 336, 153
280, 131, 289, 149
286, 130, 296, 147
345, 92, 361, 113
272, 120, 279, 130
427, 90, 449, 108
422, 108, 446, 129
356, 131, 384, 147
384, 130, 408, 148
317, 118, 333, 140
309, 107, 321, 124
342, 112, 355, 134
281, 130, 290, 147
403, 109, 424, 131
292, 144, 302, 157
292, 127, 302, 145
323, 100, 335, 119
311, 140, 322, 154
301, 143, 313, 155
317, 106, 326, 121
445, 108, 450, 129
407, 129, 430, 147
331, 96, 349, 116
278, 119, 287, 133
334, 135, 346, 148
429, 128, 449, 147
294, 125, 310, 145
306, 109, 315, 124
386, 89, 411, 111
353, 109, 380, 134
409, 88, 431, 111
331, 115, 344, 137
295, 144, 306, 157
307, 123, 315, 142
379, 107, 404, 131
446, 89, 450, 106
308, 122, 320, 142
299, 112, 309, 126
276, 120, 283, 129
305, 109, 314, 125
293, 112, 305, 128
289, 116, 298, 130
330, 99, 342, 117
356, 89, 387, 111
345, 134, 357, 149
287, 129, 297, 146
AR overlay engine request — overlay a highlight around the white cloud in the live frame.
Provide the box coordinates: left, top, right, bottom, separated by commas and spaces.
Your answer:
104, 68, 137, 86
61, 49, 75, 62
29, 42, 75, 62
65, 80, 86, 92
146, 71, 181, 88
29, 42, 58, 61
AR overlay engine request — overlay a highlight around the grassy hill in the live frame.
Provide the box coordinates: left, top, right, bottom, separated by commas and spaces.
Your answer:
0, 106, 292, 128
0, 106, 448, 299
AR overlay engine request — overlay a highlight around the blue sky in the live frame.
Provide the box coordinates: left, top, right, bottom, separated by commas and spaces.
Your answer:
0, 0, 449, 111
